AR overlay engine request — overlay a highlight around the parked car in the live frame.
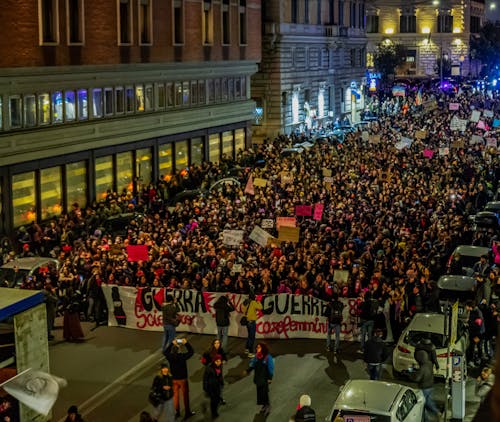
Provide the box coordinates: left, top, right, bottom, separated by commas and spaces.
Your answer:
101, 212, 144, 237
484, 201, 500, 216
446, 245, 491, 276
280, 147, 304, 157
437, 275, 476, 317
0, 257, 61, 288
392, 313, 468, 378
167, 177, 242, 206
327, 379, 425, 422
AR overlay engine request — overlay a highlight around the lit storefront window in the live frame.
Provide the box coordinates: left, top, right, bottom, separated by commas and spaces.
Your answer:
65, 91, 76, 121
95, 156, 113, 200
235, 128, 245, 153
209, 133, 220, 163
222, 131, 233, 159
116, 151, 133, 195
12, 172, 36, 227
175, 140, 188, 171
318, 90, 325, 118
191, 137, 204, 164
39, 93, 51, 125
159, 144, 173, 176
136, 148, 152, 188
40, 167, 62, 220
92, 88, 103, 118
77, 89, 88, 120
66, 161, 87, 212
292, 92, 299, 124
52, 91, 63, 123
136, 85, 145, 112
24, 95, 37, 127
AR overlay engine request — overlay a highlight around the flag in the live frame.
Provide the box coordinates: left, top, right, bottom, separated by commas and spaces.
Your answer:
244, 174, 255, 195
0, 368, 67, 416
415, 87, 423, 106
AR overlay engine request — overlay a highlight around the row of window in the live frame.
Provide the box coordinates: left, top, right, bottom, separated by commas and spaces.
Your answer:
290, 0, 366, 29
40, 0, 248, 46
10, 128, 246, 227
1, 76, 247, 131
366, 14, 466, 34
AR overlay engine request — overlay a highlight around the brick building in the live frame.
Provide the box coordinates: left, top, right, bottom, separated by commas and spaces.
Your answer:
0, 0, 260, 233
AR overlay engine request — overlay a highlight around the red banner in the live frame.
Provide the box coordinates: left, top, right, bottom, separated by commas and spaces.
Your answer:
127, 245, 149, 262
295, 205, 312, 217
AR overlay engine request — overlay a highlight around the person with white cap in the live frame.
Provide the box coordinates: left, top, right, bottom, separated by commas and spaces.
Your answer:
291, 394, 316, 422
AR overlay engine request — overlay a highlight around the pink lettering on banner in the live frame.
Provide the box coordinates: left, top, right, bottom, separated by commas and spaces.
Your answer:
313, 203, 324, 221
295, 205, 313, 217
257, 316, 328, 338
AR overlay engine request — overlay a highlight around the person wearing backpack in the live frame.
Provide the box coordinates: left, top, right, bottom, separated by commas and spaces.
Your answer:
359, 291, 378, 353
325, 293, 345, 353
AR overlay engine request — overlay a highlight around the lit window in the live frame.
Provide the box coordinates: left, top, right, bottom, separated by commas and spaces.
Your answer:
24, 95, 37, 127
66, 161, 87, 212
40, 167, 62, 220
209, 133, 220, 163
12, 172, 36, 228
136, 148, 152, 187
135, 85, 145, 112
222, 131, 233, 159
52, 91, 63, 123
182, 81, 190, 106
191, 137, 204, 164
65, 91, 76, 121
38, 93, 51, 125
116, 151, 133, 194
159, 144, 173, 175
126, 86, 134, 113
175, 140, 188, 171
166, 83, 174, 107
9, 96, 22, 128
77, 89, 88, 120
145, 84, 153, 111
92, 88, 103, 118
292, 92, 299, 124
203, 0, 213, 45
95, 156, 113, 200
235, 128, 245, 152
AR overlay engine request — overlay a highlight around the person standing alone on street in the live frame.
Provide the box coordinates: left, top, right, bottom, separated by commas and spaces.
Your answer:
203, 354, 224, 419
363, 329, 389, 380
409, 350, 439, 422
213, 295, 234, 352
161, 294, 179, 352
325, 293, 344, 353
245, 342, 274, 416
358, 291, 378, 353
150, 363, 175, 422
242, 291, 262, 358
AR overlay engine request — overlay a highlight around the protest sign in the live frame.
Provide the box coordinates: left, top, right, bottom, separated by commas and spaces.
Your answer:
281, 172, 294, 184
439, 147, 450, 156
127, 245, 149, 262
276, 217, 296, 229
295, 205, 312, 217
222, 230, 244, 246
278, 226, 300, 242
415, 130, 427, 139
322, 168, 332, 177
423, 149, 434, 159
254, 178, 268, 187
261, 219, 274, 229
369, 134, 381, 144
470, 135, 484, 145
470, 110, 481, 122
249, 226, 273, 247
362, 131, 369, 141
449, 103, 459, 111
313, 203, 324, 221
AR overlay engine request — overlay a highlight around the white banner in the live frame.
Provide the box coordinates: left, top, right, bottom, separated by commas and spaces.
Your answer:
102, 286, 362, 341
222, 230, 244, 246
249, 226, 273, 247
0, 369, 67, 416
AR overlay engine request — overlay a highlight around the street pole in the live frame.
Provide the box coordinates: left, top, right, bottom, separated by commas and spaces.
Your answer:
440, 36, 443, 86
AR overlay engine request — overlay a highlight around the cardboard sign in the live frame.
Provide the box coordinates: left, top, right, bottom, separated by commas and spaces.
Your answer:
494, 119, 500, 128
249, 226, 273, 247
313, 203, 324, 221
369, 134, 381, 144
439, 147, 450, 156
333, 269, 349, 283
323, 176, 334, 184
483, 110, 494, 118
322, 168, 332, 177
254, 178, 268, 187
261, 219, 274, 229
232, 264, 243, 273
278, 226, 300, 242
470, 110, 481, 122
222, 230, 244, 246
295, 205, 313, 217
477, 120, 487, 130
451, 140, 465, 149
449, 103, 459, 110
127, 245, 149, 262
415, 130, 427, 139
486, 138, 497, 148
276, 217, 296, 229
470, 135, 484, 145
362, 131, 369, 141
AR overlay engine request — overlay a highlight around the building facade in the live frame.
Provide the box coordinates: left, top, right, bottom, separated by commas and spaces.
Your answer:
252, 0, 367, 141
0, 0, 261, 234
365, 0, 485, 79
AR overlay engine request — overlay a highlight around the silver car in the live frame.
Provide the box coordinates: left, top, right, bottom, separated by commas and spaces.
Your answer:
327, 379, 425, 422
0, 257, 60, 288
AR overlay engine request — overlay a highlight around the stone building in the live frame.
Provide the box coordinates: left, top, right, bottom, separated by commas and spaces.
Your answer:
252, 0, 368, 141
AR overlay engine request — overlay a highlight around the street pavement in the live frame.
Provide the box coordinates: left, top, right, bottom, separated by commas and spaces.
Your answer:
49, 318, 483, 422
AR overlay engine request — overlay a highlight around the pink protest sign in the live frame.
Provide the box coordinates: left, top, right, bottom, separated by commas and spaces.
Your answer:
127, 245, 149, 262
276, 217, 296, 229
423, 149, 434, 159
449, 103, 459, 110
313, 203, 324, 221
295, 205, 312, 217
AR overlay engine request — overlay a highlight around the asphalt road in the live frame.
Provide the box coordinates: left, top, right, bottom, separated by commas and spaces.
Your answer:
48, 318, 482, 422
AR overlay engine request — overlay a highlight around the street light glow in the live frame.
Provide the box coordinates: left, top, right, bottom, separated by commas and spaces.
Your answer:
385, 28, 394, 34
422, 27, 431, 33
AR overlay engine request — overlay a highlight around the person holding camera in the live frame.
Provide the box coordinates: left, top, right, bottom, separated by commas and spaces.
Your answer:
163, 338, 195, 419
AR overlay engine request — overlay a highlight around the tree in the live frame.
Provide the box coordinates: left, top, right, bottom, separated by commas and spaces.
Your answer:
373, 42, 407, 82
470, 22, 500, 78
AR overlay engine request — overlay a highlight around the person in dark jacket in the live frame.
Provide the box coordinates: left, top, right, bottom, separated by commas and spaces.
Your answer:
64, 405, 84, 422
363, 329, 389, 380
150, 363, 175, 421
164, 338, 195, 419
414, 333, 439, 371
358, 291, 378, 352
292, 394, 316, 422
245, 342, 274, 416
203, 354, 224, 419
201, 338, 228, 405
409, 350, 439, 422
161, 294, 179, 351
213, 295, 234, 351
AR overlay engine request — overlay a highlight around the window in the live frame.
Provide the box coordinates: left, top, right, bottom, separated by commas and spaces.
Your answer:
214, 79, 221, 102
166, 83, 174, 107
400, 14, 416, 33
198, 80, 206, 104
317, 0, 322, 24
95, 156, 114, 200
39, 0, 59, 44
222, 0, 230, 44
241, 77, 247, 98
9, 96, 22, 128
470, 15, 481, 33
67, 0, 84, 44
438, 11, 453, 33
366, 15, 379, 33
77, 88, 88, 120
350, 49, 356, 66
115, 87, 124, 114
66, 161, 87, 212
305, 0, 309, 23
209, 133, 220, 163
222, 78, 228, 102
135, 85, 145, 112
145, 84, 153, 111
239, 0, 247, 45
182, 81, 190, 106
118, 0, 132, 44
104, 88, 114, 116
291, 0, 298, 23
175, 82, 183, 106
328, 0, 335, 24
292, 92, 299, 124
24, 95, 37, 127
190, 81, 198, 105
208, 79, 215, 103
139, 0, 152, 44
396, 390, 418, 421
157, 83, 165, 109
191, 137, 204, 164
235, 128, 245, 153
222, 131, 233, 159
159, 144, 173, 175
338, 0, 344, 26
359, 3, 365, 28
65, 91, 76, 121
12, 172, 36, 227
136, 148, 152, 187
52, 91, 63, 123
350, 2, 355, 27
38, 93, 51, 125
235, 78, 241, 98
175, 140, 188, 171
203, 0, 213, 45
40, 167, 62, 220
92, 88, 103, 118
173, 0, 184, 44
116, 151, 133, 194
228, 78, 234, 101
126, 86, 134, 112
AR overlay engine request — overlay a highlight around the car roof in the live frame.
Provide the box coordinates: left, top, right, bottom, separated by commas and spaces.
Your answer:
485, 202, 500, 212
437, 275, 476, 292
335, 380, 404, 414
453, 245, 490, 257
407, 313, 445, 333
1, 257, 59, 270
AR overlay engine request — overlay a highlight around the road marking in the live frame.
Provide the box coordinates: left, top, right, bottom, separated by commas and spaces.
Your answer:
57, 349, 164, 422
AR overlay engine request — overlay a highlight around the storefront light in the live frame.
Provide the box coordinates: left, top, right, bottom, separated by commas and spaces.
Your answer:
318, 91, 325, 118
453, 27, 461, 33
422, 27, 431, 34
292, 92, 299, 124
385, 28, 394, 34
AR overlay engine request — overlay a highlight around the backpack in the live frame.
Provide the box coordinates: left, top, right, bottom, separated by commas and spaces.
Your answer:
361, 299, 378, 320
329, 301, 344, 324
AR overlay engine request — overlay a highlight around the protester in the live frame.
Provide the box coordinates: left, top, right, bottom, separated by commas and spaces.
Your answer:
201, 339, 228, 405
150, 363, 175, 422
409, 350, 440, 422
325, 292, 345, 353
291, 394, 316, 422
203, 354, 224, 419
476, 367, 495, 403
63, 289, 85, 342
42, 281, 58, 341
414, 333, 439, 371
363, 328, 389, 380
64, 405, 84, 422
161, 294, 179, 352
245, 342, 274, 416
213, 295, 235, 352
163, 337, 195, 419
241, 291, 262, 358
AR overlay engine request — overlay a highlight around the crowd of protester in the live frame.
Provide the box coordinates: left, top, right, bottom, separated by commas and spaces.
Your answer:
2, 87, 500, 357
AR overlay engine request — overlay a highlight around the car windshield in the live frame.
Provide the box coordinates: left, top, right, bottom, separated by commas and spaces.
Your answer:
439, 288, 475, 303
406, 330, 445, 348
0, 268, 28, 288
331, 410, 391, 422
